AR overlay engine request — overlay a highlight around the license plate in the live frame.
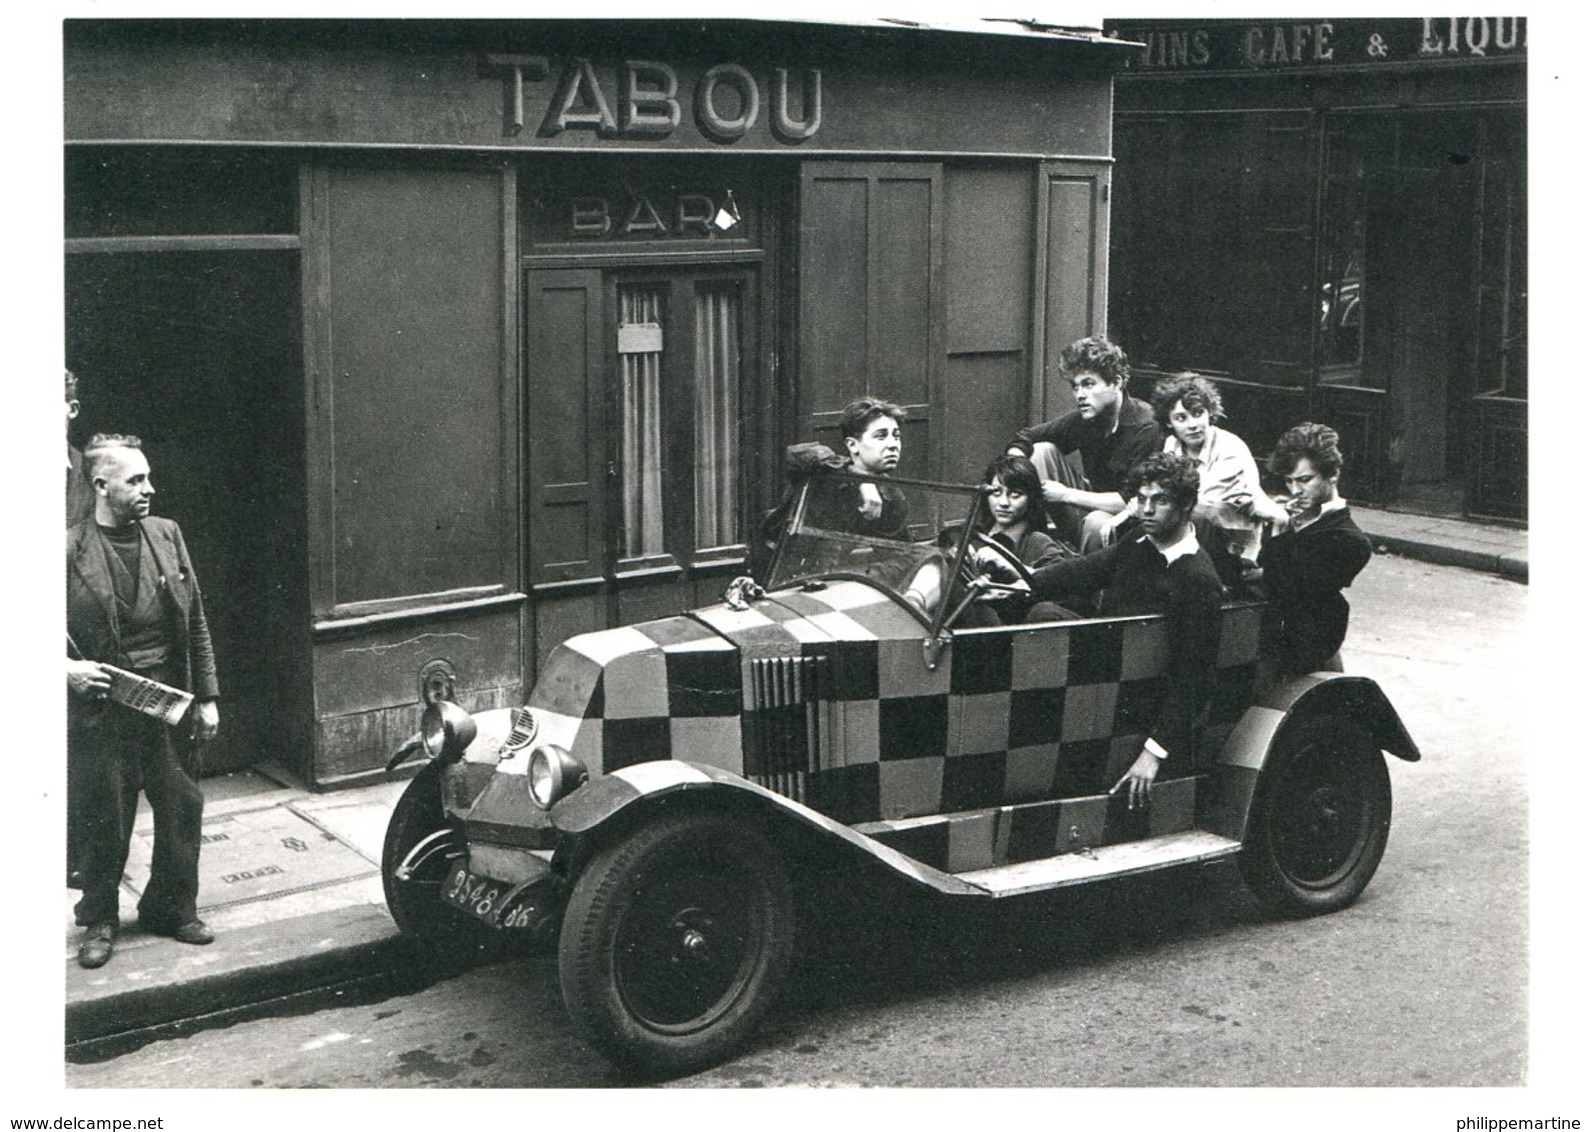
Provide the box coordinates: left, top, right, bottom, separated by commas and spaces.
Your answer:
442, 859, 510, 927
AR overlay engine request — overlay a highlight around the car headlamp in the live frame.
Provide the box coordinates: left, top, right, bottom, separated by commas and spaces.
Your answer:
420, 700, 477, 764
528, 745, 588, 809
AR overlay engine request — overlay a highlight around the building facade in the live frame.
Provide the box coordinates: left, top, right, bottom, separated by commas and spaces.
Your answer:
1104, 17, 1525, 522
64, 19, 1132, 786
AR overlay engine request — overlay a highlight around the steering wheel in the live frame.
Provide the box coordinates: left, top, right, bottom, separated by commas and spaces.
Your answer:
958, 531, 1036, 591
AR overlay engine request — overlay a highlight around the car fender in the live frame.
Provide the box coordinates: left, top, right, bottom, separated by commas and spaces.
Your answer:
549, 760, 983, 897
1201, 671, 1420, 842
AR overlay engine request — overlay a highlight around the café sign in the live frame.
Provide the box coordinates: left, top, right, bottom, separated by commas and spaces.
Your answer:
1111, 17, 1525, 72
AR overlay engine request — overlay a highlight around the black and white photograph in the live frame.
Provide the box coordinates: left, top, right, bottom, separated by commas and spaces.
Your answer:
19, 0, 1573, 1125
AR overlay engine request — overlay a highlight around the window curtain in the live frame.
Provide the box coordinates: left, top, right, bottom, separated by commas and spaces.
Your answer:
619, 285, 664, 558
694, 283, 741, 548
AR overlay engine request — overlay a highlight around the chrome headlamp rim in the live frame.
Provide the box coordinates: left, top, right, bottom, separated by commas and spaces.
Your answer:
528, 744, 587, 809
420, 700, 478, 763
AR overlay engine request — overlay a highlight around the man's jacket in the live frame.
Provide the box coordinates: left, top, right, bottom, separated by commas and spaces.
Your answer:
67, 516, 220, 704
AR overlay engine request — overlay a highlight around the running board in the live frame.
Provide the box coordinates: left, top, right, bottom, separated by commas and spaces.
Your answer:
954, 830, 1244, 897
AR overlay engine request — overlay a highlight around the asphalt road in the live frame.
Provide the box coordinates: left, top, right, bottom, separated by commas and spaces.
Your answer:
65, 553, 1529, 1090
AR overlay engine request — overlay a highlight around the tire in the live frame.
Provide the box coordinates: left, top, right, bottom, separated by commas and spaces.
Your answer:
1238, 716, 1393, 917
381, 764, 493, 951
558, 811, 794, 1077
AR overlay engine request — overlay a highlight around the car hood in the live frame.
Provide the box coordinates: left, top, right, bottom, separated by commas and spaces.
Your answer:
461, 580, 925, 828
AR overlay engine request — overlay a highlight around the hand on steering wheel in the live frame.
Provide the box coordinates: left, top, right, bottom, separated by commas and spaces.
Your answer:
959, 532, 1035, 592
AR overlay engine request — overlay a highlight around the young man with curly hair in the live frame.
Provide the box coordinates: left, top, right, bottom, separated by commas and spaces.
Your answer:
1005, 336, 1163, 552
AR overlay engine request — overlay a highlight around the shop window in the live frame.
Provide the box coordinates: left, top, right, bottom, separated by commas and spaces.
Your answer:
1498, 191, 1527, 400
1319, 219, 1366, 369
1477, 143, 1527, 401
615, 277, 746, 565
1108, 113, 1313, 387
1318, 127, 1372, 381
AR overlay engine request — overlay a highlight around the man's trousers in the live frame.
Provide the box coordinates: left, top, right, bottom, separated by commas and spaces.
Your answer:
72, 687, 203, 929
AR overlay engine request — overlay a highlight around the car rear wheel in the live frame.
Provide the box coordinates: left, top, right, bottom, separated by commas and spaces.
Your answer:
1238, 716, 1392, 917
381, 764, 493, 950
558, 811, 794, 1077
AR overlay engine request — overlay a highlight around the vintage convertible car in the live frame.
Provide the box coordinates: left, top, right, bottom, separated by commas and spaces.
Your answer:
382, 471, 1418, 1076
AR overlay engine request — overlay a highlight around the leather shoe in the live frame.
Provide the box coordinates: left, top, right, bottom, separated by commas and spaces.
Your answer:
77, 923, 116, 969
171, 920, 214, 946
138, 915, 215, 945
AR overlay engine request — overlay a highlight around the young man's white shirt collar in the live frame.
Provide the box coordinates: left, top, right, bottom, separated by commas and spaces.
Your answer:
1293, 495, 1347, 532
1137, 524, 1200, 565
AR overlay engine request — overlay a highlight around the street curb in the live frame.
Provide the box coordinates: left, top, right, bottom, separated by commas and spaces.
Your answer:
1367, 534, 1527, 582
65, 904, 405, 1046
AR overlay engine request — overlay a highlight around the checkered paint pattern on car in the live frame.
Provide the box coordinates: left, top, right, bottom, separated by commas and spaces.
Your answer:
499, 581, 1264, 873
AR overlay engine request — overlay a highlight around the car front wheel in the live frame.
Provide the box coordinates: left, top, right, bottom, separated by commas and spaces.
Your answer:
1238, 716, 1392, 917
557, 811, 794, 1077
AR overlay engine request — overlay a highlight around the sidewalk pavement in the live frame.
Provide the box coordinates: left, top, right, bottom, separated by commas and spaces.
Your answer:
63, 507, 1527, 1050
1352, 505, 1527, 582
65, 770, 417, 1048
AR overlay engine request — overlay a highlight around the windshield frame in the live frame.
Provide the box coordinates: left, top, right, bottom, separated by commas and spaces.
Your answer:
767, 470, 987, 629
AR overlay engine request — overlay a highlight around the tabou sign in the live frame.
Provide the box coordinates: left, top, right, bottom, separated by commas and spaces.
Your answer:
487, 54, 822, 144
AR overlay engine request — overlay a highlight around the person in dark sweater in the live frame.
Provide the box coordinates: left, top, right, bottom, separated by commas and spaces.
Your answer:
1006, 336, 1163, 552
1258, 422, 1373, 676
985, 452, 1224, 808
800, 396, 909, 540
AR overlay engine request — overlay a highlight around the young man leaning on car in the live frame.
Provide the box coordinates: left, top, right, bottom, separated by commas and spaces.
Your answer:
978, 452, 1223, 809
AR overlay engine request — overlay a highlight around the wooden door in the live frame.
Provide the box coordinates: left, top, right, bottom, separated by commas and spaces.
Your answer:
524, 265, 761, 662
799, 162, 943, 481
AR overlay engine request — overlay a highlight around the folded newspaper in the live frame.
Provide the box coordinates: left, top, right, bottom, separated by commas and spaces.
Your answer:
105, 665, 195, 727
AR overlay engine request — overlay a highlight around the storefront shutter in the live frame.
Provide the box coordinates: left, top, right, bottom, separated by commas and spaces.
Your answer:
798, 161, 943, 482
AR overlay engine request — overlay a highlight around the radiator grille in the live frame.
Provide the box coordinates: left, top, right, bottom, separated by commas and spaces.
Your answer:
744, 655, 827, 802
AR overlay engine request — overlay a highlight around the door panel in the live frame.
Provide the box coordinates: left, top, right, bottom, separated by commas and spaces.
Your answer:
1034, 160, 1111, 421
799, 161, 942, 480
526, 269, 606, 584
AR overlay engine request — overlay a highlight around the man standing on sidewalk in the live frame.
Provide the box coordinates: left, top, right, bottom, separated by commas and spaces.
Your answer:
67, 434, 220, 969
